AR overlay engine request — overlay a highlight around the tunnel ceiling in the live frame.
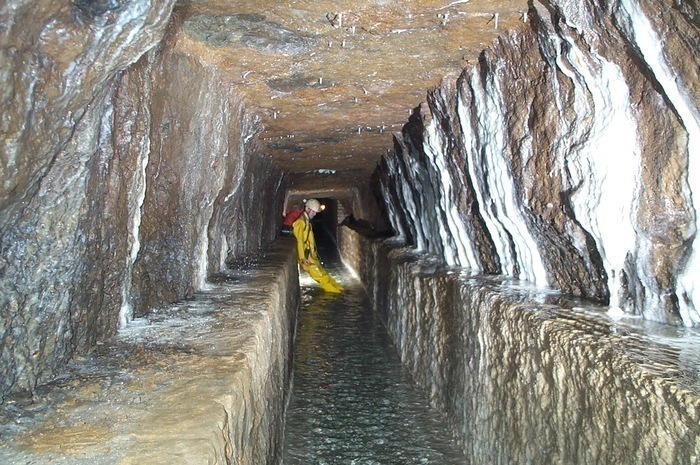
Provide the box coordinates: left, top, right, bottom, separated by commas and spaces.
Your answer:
175, 0, 529, 189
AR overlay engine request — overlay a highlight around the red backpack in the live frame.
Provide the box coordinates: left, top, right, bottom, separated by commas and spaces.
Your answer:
280, 207, 303, 236
282, 208, 303, 227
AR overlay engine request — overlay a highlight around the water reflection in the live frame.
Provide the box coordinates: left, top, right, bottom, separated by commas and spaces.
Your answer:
283, 266, 468, 465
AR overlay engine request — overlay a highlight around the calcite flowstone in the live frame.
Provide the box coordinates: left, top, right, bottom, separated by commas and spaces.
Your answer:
373, 0, 700, 326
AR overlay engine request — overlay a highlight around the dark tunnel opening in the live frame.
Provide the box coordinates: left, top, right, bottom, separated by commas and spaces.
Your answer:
311, 197, 339, 262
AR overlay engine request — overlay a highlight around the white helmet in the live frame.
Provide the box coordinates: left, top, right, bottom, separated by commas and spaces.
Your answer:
305, 198, 323, 212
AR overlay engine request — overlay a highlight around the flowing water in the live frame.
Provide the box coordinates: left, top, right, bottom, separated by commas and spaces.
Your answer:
283, 267, 469, 465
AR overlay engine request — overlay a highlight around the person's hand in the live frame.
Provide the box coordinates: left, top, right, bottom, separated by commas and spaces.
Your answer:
301, 258, 312, 267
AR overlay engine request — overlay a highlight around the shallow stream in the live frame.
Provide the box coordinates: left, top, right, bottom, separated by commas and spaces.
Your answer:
282, 267, 469, 464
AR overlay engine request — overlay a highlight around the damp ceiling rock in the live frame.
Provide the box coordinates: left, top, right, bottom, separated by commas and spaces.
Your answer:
174, 0, 530, 189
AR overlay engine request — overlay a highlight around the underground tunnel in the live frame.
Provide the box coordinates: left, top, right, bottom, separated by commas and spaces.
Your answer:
1, 0, 699, 463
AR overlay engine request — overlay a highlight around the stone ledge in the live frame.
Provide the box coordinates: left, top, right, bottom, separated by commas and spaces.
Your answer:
0, 241, 299, 465
339, 227, 700, 465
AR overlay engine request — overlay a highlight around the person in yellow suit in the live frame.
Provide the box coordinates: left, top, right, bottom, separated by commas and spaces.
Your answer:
292, 199, 344, 293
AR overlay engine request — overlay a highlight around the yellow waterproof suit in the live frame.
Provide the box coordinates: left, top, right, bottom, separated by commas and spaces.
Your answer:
292, 213, 343, 293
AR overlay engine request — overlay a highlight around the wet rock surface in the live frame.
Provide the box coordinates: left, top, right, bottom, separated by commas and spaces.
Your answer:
1, 0, 176, 400
340, 228, 700, 464
174, 0, 531, 189
1, 1, 285, 398
373, 0, 700, 325
0, 243, 298, 464
1, 0, 698, 437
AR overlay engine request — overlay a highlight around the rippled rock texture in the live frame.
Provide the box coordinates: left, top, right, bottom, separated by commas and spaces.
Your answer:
374, 0, 700, 326
0, 2, 284, 399
340, 228, 700, 464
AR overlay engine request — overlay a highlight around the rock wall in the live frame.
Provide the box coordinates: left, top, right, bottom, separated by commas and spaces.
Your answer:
0, 3, 284, 400
0, 0, 174, 401
121, 37, 285, 322
374, 0, 700, 326
340, 227, 700, 465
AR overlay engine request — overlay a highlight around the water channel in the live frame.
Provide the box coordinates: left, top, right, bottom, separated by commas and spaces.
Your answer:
282, 266, 469, 464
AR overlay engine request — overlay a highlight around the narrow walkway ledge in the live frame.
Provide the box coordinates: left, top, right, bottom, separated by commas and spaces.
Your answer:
339, 227, 700, 464
0, 241, 299, 465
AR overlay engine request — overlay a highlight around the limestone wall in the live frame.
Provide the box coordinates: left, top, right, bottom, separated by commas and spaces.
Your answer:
373, 0, 700, 326
1, 0, 174, 401
340, 227, 700, 465
0, 3, 285, 400
119, 42, 285, 321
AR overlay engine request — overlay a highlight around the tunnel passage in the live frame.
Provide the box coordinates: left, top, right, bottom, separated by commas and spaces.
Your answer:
1, 0, 699, 464
2, 0, 696, 401
310, 198, 340, 262
0, 225, 698, 465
